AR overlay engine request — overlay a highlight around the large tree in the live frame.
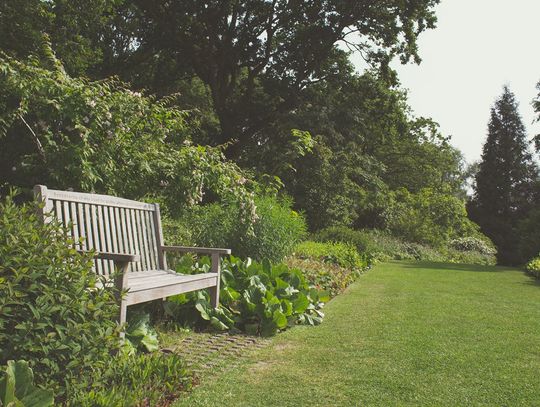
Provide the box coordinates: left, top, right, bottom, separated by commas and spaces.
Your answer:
90, 0, 440, 156
469, 86, 538, 264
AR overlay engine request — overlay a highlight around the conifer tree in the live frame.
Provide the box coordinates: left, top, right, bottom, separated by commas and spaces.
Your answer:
469, 86, 538, 265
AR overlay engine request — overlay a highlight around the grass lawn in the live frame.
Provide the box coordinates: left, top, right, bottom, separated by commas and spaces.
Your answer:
174, 261, 540, 406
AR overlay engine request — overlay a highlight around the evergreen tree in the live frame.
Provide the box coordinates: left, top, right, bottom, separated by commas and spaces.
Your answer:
469, 86, 538, 265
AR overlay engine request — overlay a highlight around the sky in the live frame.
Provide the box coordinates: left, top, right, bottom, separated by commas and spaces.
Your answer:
350, 0, 540, 164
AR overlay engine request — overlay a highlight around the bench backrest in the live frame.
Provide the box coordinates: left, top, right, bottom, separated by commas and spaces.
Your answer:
34, 185, 165, 276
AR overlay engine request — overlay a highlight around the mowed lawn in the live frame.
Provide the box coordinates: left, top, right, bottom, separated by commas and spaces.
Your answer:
175, 262, 540, 406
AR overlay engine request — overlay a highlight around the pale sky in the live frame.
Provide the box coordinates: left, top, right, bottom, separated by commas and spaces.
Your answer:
351, 0, 540, 164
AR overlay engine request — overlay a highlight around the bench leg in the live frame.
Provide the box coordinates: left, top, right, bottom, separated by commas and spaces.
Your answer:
119, 300, 127, 339
114, 261, 130, 338
209, 285, 219, 308
210, 253, 220, 308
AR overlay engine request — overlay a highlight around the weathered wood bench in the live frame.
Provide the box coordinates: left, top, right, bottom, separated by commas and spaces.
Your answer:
34, 185, 230, 326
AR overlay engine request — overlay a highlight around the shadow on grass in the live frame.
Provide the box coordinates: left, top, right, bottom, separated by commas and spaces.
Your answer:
396, 260, 515, 273
521, 274, 540, 287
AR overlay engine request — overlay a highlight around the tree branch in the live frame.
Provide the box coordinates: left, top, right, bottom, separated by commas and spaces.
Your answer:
17, 113, 46, 162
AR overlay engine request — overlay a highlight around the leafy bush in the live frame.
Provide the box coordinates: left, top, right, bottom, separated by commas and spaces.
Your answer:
526, 255, 540, 279
164, 256, 328, 336
169, 195, 307, 263
0, 46, 255, 223
312, 226, 377, 254
0, 360, 54, 407
313, 226, 496, 265
0, 195, 120, 397
294, 241, 370, 270
67, 353, 192, 406
385, 187, 482, 247
443, 248, 497, 266
449, 237, 497, 256
285, 256, 362, 297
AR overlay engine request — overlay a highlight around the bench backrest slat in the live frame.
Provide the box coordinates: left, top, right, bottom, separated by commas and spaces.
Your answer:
34, 185, 164, 276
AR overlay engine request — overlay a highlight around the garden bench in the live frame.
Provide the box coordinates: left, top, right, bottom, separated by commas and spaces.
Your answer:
34, 185, 230, 326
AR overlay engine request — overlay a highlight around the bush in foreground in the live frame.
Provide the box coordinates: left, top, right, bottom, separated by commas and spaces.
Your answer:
0, 195, 120, 397
67, 353, 192, 406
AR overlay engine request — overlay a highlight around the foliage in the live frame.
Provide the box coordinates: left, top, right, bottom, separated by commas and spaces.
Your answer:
293, 241, 370, 271
67, 353, 192, 406
312, 226, 377, 254
313, 226, 496, 265
0, 360, 54, 407
165, 256, 329, 336
285, 257, 362, 298
516, 207, 540, 263
0, 46, 256, 224
449, 237, 496, 256
469, 86, 539, 265
124, 313, 160, 354
385, 187, 480, 247
85, 1, 439, 152
0, 194, 120, 397
0, 0, 119, 76
172, 195, 307, 263
525, 255, 540, 279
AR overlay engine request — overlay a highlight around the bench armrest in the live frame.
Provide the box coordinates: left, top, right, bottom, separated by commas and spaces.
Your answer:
161, 245, 231, 255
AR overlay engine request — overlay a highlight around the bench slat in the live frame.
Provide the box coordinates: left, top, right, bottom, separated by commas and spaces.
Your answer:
126, 275, 218, 306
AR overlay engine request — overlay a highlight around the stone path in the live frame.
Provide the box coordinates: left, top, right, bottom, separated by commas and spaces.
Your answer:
164, 333, 270, 379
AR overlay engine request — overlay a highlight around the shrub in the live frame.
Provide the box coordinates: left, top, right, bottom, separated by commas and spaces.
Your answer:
526, 255, 540, 279
164, 256, 328, 336
172, 195, 307, 263
293, 241, 370, 270
312, 226, 375, 254
443, 248, 497, 266
0, 47, 255, 224
385, 188, 481, 247
285, 256, 362, 297
0, 195, 120, 397
67, 353, 192, 406
449, 237, 497, 256
313, 226, 497, 265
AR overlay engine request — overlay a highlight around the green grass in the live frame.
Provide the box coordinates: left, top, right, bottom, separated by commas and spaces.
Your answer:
174, 261, 540, 406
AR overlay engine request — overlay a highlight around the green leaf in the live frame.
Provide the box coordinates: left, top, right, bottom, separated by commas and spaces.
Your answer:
292, 293, 310, 314
195, 302, 211, 321
210, 317, 229, 331
272, 310, 287, 329
0, 361, 53, 407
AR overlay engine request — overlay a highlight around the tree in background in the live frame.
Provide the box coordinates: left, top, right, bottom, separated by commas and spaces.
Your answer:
469, 86, 539, 264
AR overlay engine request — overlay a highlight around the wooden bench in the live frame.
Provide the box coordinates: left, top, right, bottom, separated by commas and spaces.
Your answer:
34, 185, 230, 326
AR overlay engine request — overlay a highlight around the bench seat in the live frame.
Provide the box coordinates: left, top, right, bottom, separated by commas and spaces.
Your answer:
125, 270, 219, 305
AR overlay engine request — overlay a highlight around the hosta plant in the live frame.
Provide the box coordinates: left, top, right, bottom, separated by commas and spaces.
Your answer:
124, 313, 160, 354
165, 256, 329, 336
0, 360, 53, 407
